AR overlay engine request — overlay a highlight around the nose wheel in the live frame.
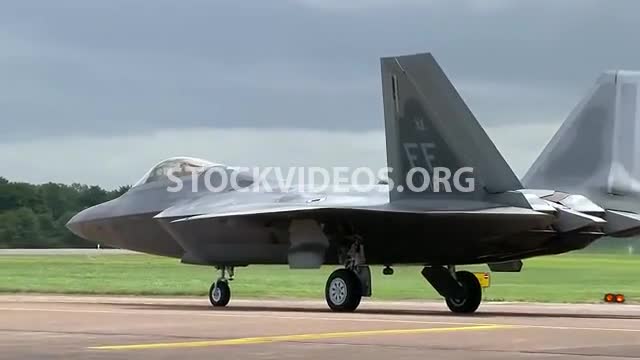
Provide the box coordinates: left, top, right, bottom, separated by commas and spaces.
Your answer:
208, 266, 233, 307
209, 280, 231, 307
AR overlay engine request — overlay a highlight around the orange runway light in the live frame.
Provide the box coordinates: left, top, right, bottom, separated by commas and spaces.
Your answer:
604, 293, 625, 303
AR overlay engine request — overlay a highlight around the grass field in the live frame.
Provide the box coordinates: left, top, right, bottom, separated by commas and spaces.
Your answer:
1, 253, 639, 303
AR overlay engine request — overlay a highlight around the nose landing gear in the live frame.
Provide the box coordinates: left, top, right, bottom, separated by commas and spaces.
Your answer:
209, 266, 234, 307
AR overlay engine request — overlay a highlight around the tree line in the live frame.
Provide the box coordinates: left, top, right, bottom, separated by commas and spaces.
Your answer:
0, 177, 129, 248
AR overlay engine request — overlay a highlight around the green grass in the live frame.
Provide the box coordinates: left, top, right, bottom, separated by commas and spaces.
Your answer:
0, 253, 639, 303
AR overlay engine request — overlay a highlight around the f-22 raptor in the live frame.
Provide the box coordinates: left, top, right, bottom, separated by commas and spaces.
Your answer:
67, 53, 640, 313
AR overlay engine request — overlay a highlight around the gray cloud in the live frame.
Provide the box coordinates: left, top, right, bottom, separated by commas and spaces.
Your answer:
1, 0, 638, 185
0, 123, 552, 189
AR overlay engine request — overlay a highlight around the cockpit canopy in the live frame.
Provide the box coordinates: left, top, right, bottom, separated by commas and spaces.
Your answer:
133, 157, 221, 187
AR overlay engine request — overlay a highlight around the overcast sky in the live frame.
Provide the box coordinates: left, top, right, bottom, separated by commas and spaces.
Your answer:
2, 0, 639, 188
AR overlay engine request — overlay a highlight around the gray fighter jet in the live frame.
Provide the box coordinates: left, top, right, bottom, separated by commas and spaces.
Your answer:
67, 53, 640, 314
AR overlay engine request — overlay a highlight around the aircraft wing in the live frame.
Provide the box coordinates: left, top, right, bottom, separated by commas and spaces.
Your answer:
155, 190, 554, 232
153, 190, 556, 268
170, 202, 329, 222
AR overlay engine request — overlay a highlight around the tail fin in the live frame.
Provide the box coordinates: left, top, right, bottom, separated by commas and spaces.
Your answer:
380, 53, 522, 202
523, 71, 640, 213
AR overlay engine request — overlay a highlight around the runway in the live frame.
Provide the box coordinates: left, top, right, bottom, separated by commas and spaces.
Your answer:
1, 295, 640, 359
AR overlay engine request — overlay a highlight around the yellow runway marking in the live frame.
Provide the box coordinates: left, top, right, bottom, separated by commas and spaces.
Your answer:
89, 324, 510, 350
4, 307, 640, 333
0, 306, 493, 326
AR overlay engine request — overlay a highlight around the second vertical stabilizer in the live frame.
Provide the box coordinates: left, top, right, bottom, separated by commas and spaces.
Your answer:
523, 71, 640, 213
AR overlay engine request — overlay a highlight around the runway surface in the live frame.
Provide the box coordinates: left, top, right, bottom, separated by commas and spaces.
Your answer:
1, 295, 640, 360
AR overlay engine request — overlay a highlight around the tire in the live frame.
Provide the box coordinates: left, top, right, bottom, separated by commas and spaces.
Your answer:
209, 280, 231, 307
325, 269, 362, 312
445, 271, 482, 314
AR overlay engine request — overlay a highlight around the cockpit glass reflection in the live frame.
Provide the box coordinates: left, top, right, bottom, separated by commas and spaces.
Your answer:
133, 157, 216, 187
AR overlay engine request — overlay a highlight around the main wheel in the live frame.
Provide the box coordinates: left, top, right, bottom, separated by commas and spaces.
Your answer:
325, 269, 362, 312
209, 280, 231, 307
445, 271, 482, 314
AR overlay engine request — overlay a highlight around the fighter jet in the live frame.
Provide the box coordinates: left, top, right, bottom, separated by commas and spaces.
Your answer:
67, 53, 640, 314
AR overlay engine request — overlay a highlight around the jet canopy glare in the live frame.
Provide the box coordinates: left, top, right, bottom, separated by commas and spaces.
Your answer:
133, 157, 220, 187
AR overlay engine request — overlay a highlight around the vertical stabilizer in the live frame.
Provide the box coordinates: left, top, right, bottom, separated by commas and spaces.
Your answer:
523, 71, 640, 213
380, 53, 522, 202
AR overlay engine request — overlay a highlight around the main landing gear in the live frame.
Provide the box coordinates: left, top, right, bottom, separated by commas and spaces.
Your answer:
322, 236, 482, 314
422, 266, 482, 314
324, 263, 482, 314
325, 269, 362, 311
209, 266, 234, 307
324, 237, 371, 312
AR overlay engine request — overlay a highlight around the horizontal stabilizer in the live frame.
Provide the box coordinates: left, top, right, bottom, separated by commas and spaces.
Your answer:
557, 194, 605, 215
603, 210, 640, 237
549, 205, 606, 233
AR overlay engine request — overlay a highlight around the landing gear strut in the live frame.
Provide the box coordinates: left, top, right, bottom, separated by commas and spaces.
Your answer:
324, 237, 371, 312
209, 266, 234, 307
421, 266, 482, 314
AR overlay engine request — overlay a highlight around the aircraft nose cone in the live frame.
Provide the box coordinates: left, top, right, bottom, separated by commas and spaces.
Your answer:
66, 209, 90, 239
